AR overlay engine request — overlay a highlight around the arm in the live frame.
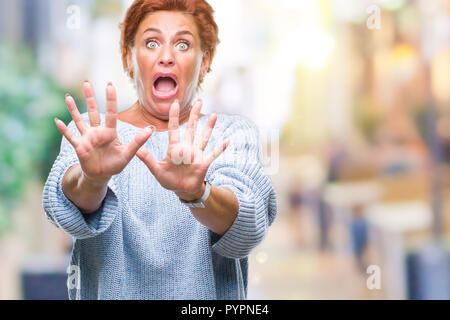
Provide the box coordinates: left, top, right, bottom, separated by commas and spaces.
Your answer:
42, 122, 118, 240
61, 163, 109, 214
200, 117, 278, 259
176, 183, 239, 236
42, 147, 119, 239
136, 99, 277, 259
42, 81, 153, 238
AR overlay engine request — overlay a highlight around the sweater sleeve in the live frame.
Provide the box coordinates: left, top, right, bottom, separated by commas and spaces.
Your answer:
42, 115, 119, 239
206, 115, 278, 259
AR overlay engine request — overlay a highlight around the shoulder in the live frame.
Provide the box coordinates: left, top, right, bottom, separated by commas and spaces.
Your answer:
214, 113, 261, 151
215, 113, 258, 134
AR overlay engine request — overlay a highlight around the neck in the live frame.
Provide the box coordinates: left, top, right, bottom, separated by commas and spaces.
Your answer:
122, 101, 194, 132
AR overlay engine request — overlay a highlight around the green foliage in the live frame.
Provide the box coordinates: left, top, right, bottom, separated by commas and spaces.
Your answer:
0, 43, 71, 236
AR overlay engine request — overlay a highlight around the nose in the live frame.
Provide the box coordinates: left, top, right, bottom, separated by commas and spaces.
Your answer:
158, 46, 175, 67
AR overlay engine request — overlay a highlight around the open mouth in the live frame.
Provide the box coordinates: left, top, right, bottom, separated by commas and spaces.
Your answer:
152, 73, 179, 100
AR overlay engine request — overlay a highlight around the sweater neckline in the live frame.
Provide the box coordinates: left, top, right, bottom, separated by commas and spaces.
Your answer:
116, 114, 209, 134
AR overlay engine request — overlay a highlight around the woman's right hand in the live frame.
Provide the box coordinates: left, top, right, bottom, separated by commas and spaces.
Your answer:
55, 81, 154, 185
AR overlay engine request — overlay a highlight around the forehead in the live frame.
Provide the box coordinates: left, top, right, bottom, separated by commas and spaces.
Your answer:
137, 10, 199, 38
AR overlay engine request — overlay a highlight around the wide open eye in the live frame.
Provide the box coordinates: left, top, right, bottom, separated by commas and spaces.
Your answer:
177, 42, 189, 51
146, 40, 159, 49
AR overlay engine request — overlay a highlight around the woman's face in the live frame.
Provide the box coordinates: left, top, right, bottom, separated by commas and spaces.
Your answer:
128, 10, 210, 119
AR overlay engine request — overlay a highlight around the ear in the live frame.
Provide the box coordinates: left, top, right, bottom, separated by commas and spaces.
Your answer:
200, 50, 211, 78
127, 48, 134, 78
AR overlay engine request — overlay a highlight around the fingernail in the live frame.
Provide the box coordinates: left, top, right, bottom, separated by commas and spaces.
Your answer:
107, 82, 113, 87
65, 94, 70, 97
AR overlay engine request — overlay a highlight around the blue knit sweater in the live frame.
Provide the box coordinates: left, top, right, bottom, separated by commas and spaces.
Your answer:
42, 111, 277, 300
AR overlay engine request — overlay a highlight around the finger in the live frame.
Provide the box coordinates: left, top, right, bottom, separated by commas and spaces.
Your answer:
124, 126, 154, 161
136, 146, 161, 175
105, 83, 118, 129
65, 94, 88, 135
183, 99, 202, 145
83, 81, 101, 127
54, 117, 80, 148
197, 112, 217, 151
168, 144, 184, 165
168, 100, 180, 145
192, 144, 206, 165
204, 138, 230, 166
180, 144, 197, 165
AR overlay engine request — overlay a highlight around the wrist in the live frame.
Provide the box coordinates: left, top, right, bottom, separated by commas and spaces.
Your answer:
176, 181, 206, 202
80, 171, 110, 190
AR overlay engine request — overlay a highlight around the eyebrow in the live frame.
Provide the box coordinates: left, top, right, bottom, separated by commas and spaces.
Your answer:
143, 28, 194, 37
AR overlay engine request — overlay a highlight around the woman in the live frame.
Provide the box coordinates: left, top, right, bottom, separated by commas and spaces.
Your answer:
43, 0, 277, 300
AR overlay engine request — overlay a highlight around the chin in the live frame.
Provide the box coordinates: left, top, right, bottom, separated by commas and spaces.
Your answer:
148, 94, 181, 117
149, 99, 172, 116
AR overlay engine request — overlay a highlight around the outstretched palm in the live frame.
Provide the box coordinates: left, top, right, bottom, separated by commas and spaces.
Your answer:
55, 82, 154, 183
136, 99, 230, 199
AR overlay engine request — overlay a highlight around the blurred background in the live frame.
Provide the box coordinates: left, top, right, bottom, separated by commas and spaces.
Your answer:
0, 0, 449, 299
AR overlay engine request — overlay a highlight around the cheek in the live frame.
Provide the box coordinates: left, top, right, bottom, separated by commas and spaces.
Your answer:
179, 55, 202, 85
136, 52, 156, 79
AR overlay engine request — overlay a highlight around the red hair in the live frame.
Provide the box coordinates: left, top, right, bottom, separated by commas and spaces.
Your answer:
120, 0, 219, 84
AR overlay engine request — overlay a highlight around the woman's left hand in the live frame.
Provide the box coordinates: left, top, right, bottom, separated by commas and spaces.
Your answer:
136, 99, 230, 201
